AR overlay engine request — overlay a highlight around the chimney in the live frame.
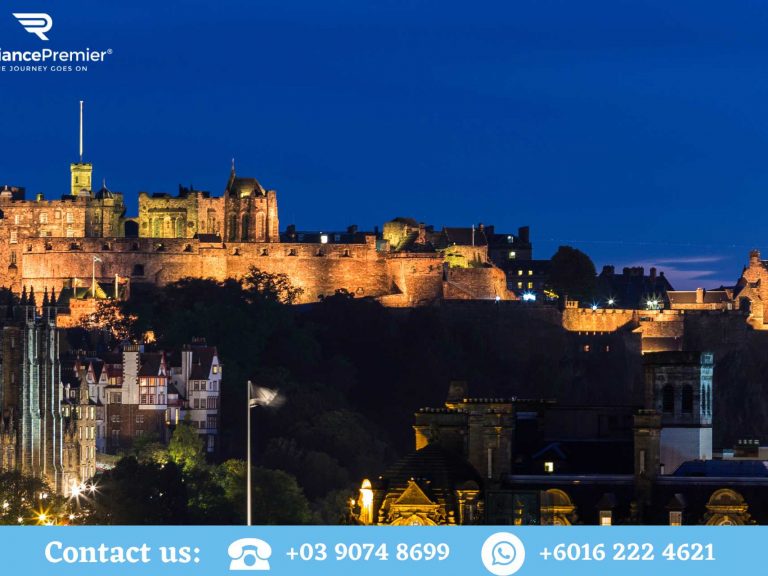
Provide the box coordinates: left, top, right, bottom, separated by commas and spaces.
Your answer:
347, 224, 358, 234
750, 249, 761, 266
650, 267, 657, 282
518, 226, 530, 243
696, 288, 705, 304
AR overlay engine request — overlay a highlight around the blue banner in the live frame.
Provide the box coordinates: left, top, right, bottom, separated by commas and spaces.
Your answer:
0, 526, 754, 576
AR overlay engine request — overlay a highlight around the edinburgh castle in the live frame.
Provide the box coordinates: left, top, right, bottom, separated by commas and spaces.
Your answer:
0, 157, 513, 315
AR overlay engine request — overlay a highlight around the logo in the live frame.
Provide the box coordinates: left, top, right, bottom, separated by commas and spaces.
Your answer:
13, 13, 52, 41
228, 538, 272, 571
481, 532, 526, 576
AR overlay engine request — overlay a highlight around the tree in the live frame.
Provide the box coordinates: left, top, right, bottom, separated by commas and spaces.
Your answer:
548, 245, 597, 303
242, 267, 304, 304
0, 471, 74, 525
168, 421, 206, 473
78, 300, 135, 342
249, 467, 313, 524
87, 458, 188, 524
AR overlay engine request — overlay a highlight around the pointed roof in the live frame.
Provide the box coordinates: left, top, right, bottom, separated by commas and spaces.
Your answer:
394, 480, 437, 507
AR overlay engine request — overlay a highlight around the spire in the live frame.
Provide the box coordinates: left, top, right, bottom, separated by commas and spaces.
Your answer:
43, 287, 49, 307
231, 157, 236, 176
20, 286, 27, 306
50, 287, 57, 307
79, 100, 84, 162
28, 286, 35, 307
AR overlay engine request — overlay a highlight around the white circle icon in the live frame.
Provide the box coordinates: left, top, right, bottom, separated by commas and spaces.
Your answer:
481, 532, 526, 576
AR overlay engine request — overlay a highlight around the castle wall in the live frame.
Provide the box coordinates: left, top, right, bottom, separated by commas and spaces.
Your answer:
139, 192, 200, 238
443, 266, 514, 301
562, 308, 637, 332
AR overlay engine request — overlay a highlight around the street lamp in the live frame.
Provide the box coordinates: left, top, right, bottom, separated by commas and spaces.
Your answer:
247, 381, 281, 526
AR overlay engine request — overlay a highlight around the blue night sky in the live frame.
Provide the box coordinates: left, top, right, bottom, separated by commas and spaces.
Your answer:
1, 0, 768, 289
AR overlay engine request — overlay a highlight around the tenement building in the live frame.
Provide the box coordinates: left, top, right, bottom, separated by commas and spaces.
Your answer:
73, 340, 221, 455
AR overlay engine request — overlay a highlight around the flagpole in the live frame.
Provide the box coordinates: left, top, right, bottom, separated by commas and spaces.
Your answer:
247, 380, 252, 526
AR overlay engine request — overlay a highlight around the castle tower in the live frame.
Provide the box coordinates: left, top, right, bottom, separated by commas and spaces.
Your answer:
644, 351, 714, 475
70, 101, 92, 197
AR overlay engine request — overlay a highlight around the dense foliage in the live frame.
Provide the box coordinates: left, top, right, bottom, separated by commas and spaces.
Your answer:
98, 266, 636, 523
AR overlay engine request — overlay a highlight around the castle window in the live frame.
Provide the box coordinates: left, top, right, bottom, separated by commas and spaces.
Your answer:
132, 264, 145, 277
544, 461, 554, 473
320, 234, 328, 244
9, 230, 17, 244
288, 248, 297, 256
508, 251, 516, 259
343, 249, 351, 257
66, 212, 73, 224
583, 345, 590, 352
14, 215, 19, 225
518, 270, 523, 276
45, 243, 52, 251
517, 282, 523, 289
681, 385, 694, 414
155, 243, 164, 251
175, 218, 185, 238
599, 510, 612, 526
228, 214, 237, 242
669, 511, 682, 526
232, 248, 240, 256
662, 385, 674, 413
39, 212, 48, 224
70, 242, 80, 250
256, 212, 266, 240
102, 243, 111, 250
260, 248, 268, 256
66, 228, 75, 238
54, 210, 61, 220
184, 244, 192, 252
241, 214, 250, 242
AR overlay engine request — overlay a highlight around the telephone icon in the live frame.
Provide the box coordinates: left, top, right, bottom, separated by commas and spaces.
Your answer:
228, 538, 272, 571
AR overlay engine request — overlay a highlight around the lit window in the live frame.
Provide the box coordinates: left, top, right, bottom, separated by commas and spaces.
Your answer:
213, 365, 219, 374
583, 345, 590, 352
508, 251, 516, 259
518, 270, 523, 276
517, 282, 523, 289
669, 511, 682, 526
544, 462, 554, 473
10, 230, 17, 244
320, 234, 328, 244
528, 282, 533, 289
528, 270, 533, 276
599, 511, 612, 526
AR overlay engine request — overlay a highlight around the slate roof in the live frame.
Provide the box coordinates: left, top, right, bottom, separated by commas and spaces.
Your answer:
668, 290, 733, 305
189, 347, 217, 380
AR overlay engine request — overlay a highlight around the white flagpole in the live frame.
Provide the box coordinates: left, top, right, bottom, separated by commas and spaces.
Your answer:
247, 380, 252, 526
